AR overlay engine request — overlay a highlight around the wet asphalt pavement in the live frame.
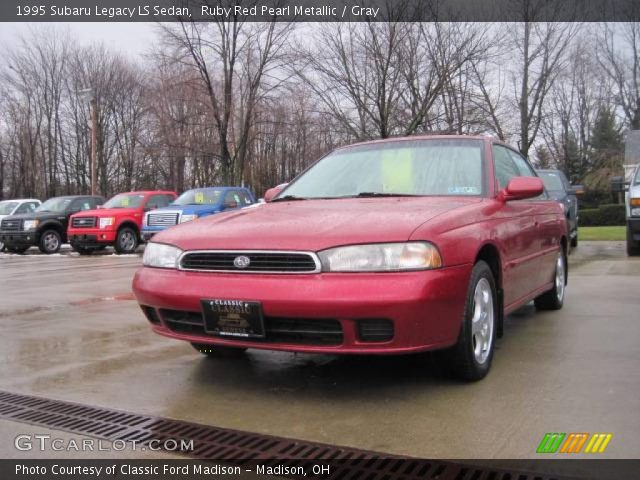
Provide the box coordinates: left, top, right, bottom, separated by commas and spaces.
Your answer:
0, 242, 638, 462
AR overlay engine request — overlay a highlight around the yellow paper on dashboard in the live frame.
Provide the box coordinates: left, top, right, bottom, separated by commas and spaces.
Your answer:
381, 148, 414, 193
194, 192, 205, 204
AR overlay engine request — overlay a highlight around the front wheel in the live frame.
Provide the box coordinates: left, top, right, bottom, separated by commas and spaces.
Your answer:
191, 343, 247, 358
571, 231, 578, 248
0, 241, 4, 252
627, 225, 640, 256
115, 227, 139, 254
39, 230, 61, 254
442, 260, 497, 382
534, 250, 566, 310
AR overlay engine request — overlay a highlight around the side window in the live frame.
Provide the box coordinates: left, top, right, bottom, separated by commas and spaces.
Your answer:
238, 190, 253, 205
15, 203, 33, 214
224, 191, 238, 207
507, 150, 536, 177
71, 199, 92, 212
493, 145, 520, 189
146, 194, 172, 210
27, 202, 39, 212
91, 198, 103, 209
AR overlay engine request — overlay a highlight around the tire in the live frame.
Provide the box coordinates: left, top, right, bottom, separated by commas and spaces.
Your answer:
191, 343, 247, 358
441, 260, 497, 382
115, 227, 139, 254
7, 246, 29, 254
627, 225, 640, 256
38, 230, 61, 254
534, 249, 567, 310
0, 241, 5, 252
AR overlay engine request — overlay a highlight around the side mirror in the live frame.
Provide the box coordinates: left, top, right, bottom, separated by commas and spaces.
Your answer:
569, 184, 585, 196
264, 183, 288, 202
499, 177, 544, 201
610, 176, 628, 193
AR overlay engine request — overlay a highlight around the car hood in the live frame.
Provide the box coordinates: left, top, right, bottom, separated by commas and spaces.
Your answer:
150, 204, 222, 215
72, 207, 139, 218
4, 211, 63, 222
154, 197, 482, 251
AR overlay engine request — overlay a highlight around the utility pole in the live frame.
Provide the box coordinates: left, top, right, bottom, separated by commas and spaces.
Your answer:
90, 97, 98, 196
78, 88, 97, 195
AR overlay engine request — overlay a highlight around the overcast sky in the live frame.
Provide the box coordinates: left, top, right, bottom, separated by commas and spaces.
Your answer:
0, 23, 157, 63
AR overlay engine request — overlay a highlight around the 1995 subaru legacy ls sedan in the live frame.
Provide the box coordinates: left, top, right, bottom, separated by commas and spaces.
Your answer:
133, 135, 568, 381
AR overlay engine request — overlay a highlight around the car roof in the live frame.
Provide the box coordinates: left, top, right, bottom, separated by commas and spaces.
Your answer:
0, 198, 40, 202
113, 190, 175, 195
334, 134, 498, 151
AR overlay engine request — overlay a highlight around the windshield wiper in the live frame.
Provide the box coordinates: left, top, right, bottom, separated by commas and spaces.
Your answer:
271, 195, 308, 202
351, 192, 419, 198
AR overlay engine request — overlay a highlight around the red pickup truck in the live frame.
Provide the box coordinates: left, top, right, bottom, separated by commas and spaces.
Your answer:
68, 190, 176, 254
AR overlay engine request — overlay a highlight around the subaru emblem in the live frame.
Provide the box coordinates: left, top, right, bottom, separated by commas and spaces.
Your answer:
233, 255, 251, 269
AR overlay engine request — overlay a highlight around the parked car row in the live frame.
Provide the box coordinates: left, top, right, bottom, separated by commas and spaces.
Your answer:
132, 135, 572, 382
0, 187, 256, 255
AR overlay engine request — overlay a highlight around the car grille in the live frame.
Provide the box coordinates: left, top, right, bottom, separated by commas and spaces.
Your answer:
160, 310, 343, 346
147, 212, 179, 227
180, 251, 320, 273
0, 218, 21, 231
71, 216, 96, 228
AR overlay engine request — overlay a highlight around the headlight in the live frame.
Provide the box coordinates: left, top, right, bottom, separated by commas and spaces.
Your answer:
179, 214, 198, 223
631, 208, 640, 217
142, 243, 183, 269
23, 220, 39, 231
99, 217, 115, 229
318, 242, 442, 272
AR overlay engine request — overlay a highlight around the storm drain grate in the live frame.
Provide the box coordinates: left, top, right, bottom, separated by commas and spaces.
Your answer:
0, 390, 578, 480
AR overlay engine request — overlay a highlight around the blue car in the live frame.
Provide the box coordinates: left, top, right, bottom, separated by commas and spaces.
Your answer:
142, 187, 256, 241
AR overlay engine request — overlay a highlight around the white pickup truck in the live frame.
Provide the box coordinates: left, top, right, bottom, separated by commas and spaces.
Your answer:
626, 164, 640, 256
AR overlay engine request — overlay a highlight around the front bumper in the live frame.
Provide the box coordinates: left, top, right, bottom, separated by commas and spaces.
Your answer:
132, 264, 472, 354
0, 231, 37, 247
68, 228, 116, 246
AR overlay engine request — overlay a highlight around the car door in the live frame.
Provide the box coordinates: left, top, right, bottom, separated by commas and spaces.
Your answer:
493, 145, 543, 306
507, 149, 560, 292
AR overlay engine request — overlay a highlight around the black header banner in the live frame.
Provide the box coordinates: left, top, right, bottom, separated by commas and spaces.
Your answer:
1, 0, 639, 22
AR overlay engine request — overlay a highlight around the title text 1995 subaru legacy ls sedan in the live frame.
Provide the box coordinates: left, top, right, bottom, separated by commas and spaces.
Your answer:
133, 136, 568, 381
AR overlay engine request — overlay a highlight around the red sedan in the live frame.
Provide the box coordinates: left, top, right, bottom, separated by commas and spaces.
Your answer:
133, 136, 567, 381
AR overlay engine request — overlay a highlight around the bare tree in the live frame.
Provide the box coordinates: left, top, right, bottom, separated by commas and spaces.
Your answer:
159, 9, 293, 185
598, 22, 640, 128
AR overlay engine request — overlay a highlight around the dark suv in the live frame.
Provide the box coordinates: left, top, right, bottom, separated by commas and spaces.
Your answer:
537, 169, 584, 248
0, 195, 104, 254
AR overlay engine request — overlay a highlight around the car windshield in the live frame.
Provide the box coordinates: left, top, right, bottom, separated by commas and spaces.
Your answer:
281, 139, 484, 199
36, 197, 72, 213
0, 201, 19, 215
173, 189, 223, 206
538, 171, 565, 192
103, 194, 145, 209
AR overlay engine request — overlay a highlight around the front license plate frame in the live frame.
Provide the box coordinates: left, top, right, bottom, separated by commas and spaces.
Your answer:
201, 299, 265, 338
